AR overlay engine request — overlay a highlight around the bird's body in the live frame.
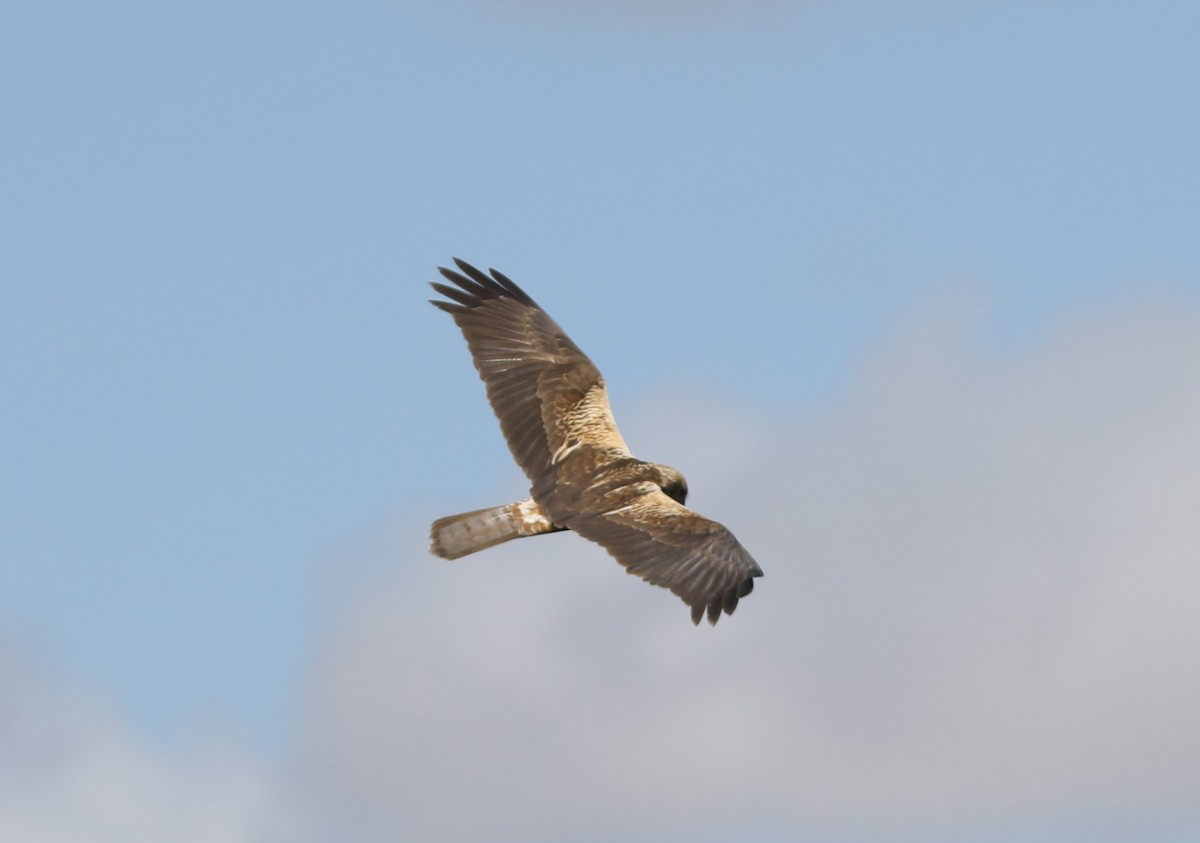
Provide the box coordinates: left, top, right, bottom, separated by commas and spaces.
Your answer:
429, 259, 762, 625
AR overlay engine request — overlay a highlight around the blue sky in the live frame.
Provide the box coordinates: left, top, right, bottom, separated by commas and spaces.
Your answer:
2, 2, 1199, 841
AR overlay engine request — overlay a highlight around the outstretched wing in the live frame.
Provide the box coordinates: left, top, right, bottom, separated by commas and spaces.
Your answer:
429, 259, 631, 495
564, 490, 764, 625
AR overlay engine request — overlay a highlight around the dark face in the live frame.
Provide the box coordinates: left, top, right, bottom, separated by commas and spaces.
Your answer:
662, 475, 688, 505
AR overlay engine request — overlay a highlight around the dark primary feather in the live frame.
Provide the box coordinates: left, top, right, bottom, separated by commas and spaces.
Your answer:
430, 258, 539, 313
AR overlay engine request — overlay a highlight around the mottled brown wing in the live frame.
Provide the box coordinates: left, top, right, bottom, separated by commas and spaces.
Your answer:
429, 259, 631, 493
565, 490, 763, 625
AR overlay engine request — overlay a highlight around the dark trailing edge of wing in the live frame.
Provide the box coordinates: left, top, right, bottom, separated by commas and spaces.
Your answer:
429, 258, 539, 314
693, 573, 759, 625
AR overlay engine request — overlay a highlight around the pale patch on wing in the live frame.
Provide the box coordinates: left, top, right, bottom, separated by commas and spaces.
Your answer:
557, 380, 631, 454
542, 376, 633, 483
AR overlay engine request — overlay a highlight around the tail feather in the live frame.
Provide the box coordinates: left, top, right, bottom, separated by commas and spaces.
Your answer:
430, 498, 561, 560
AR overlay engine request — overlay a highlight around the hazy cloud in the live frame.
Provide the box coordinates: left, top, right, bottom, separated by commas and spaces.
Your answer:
6, 293, 1199, 842
0, 648, 302, 843
294, 293, 1200, 842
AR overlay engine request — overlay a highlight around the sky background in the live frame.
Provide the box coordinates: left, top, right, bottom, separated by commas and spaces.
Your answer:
3, 1, 1200, 841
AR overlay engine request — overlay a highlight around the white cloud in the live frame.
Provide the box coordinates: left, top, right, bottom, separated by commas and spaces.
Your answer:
293, 294, 1200, 842
0, 647, 303, 843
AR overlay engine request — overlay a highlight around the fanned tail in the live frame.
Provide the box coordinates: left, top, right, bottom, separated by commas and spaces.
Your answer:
429, 498, 562, 560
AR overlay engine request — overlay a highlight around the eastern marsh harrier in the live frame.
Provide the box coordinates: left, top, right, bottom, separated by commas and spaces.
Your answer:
429, 260, 762, 624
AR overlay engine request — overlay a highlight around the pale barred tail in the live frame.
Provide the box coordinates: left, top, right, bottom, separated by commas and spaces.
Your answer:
429, 498, 563, 560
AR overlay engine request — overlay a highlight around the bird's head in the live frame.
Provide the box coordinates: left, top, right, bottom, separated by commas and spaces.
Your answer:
657, 465, 689, 505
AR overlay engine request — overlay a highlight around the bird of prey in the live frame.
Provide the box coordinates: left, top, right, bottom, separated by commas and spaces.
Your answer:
428, 259, 762, 625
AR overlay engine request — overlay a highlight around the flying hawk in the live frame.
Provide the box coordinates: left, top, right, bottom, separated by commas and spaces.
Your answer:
428, 259, 763, 624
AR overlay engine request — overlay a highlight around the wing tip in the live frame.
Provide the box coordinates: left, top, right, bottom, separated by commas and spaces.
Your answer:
689, 598, 727, 626
691, 569, 761, 626
429, 259, 539, 311
428, 295, 466, 315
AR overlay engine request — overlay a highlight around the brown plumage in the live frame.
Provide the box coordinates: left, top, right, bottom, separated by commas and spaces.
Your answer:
429, 259, 762, 625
